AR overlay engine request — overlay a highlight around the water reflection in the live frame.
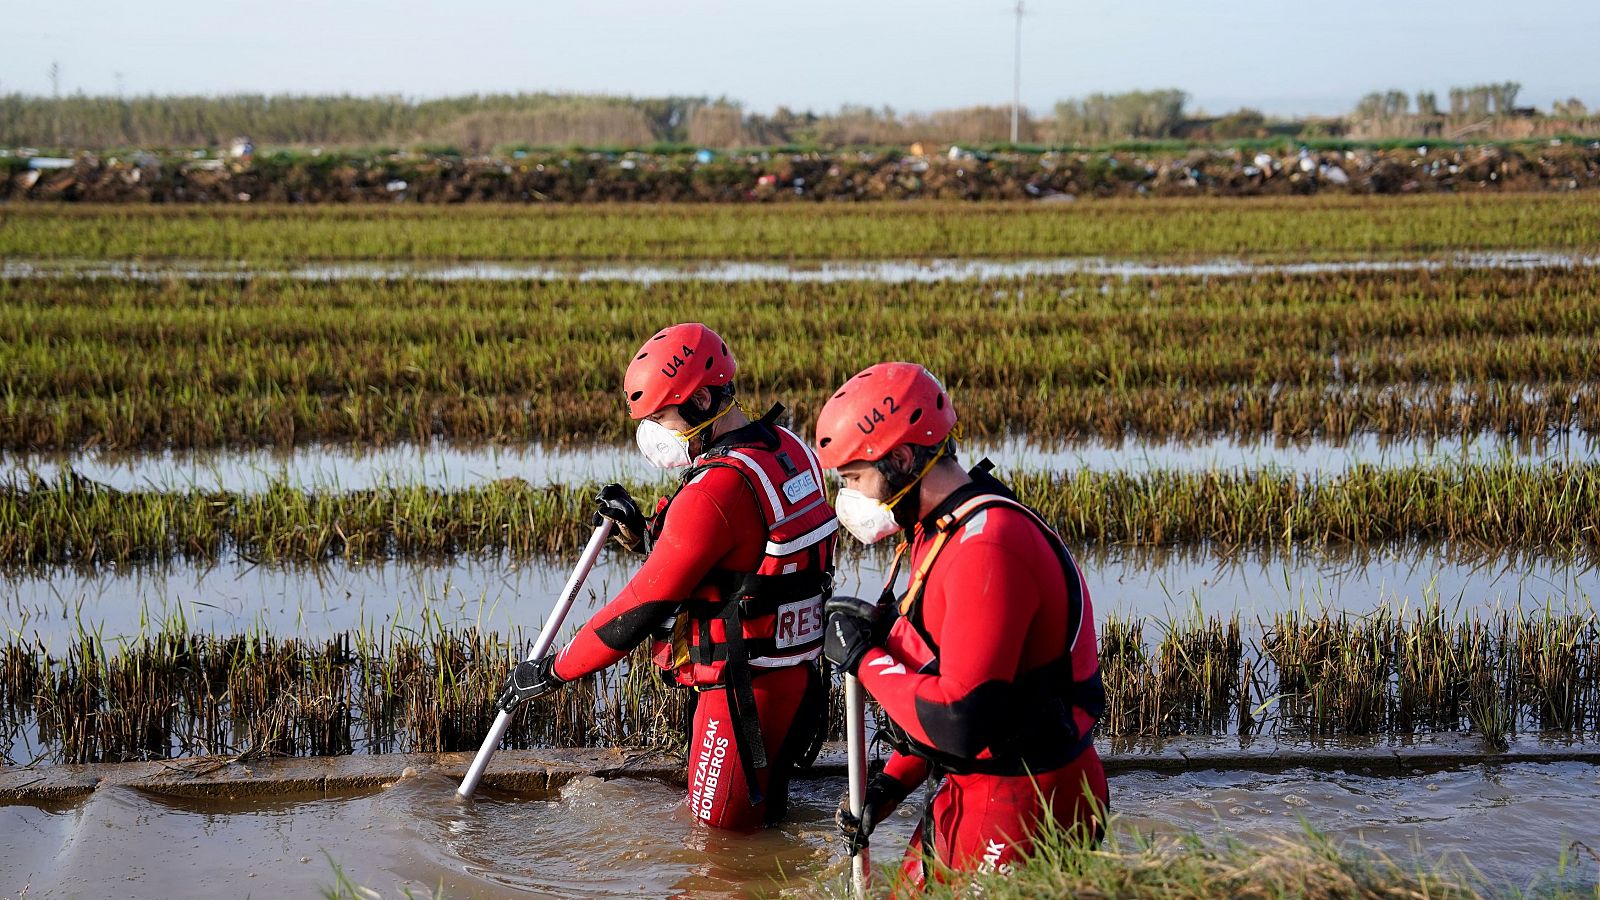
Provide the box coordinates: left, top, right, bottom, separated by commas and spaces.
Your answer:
2, 546, 1593, 649
6, 251, 1598, 284
5, 431, 1587, 494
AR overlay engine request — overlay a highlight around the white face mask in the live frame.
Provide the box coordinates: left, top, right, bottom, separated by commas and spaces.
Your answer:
833, 442, 952, 544
636, 418, 694, 469
635, 399, 740, 470
834, 487, 903, 545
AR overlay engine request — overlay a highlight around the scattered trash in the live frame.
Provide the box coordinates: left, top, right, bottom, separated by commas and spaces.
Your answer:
4, 144, 1598, 202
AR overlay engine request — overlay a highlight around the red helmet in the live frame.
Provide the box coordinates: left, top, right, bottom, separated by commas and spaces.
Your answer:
814, 362, 957, 469
623, 323, 737, 419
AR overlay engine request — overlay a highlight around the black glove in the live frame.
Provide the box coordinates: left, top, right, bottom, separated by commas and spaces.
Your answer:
496, 654, 563, 712
835, 772, 912, 853
823, 595, 894, 677
592, 483, 650, 553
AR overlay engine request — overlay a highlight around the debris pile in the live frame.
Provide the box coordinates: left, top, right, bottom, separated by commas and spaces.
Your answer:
5, 142, 1597, 202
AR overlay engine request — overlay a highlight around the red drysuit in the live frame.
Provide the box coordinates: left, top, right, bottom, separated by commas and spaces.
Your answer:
858, 474, 1108, 887
553, 432, 826, 831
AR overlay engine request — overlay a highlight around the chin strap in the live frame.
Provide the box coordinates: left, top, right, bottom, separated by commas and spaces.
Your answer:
679, 396, 738, 440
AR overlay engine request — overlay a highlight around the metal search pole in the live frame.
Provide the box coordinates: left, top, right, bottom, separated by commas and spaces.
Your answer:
456, 520, 614, 800
845, 674, 871, 898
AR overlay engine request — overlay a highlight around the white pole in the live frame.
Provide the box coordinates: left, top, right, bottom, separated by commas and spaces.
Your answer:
1011, 0, 1024, 145
456, 520, 614, 800
845, 674, 871, 897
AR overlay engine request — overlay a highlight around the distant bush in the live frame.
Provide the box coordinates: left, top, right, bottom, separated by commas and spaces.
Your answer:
1054, 89, 1188, 144
0, 92, 709, 150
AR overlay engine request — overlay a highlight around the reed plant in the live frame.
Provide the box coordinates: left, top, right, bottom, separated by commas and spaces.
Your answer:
5, 601, 1595, 764
3, 195, 1596, 262
2, 264, 1596, 450
838, 820, 1503, 900
8, 460, 1594, 568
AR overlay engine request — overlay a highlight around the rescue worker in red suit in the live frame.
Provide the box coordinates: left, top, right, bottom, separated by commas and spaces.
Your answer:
813, 362, 1108, 887
497, 323, 837, 831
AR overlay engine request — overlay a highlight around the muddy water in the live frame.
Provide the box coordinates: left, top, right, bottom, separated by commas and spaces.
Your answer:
5, 251, 1598, 283
3, 547, 1595, 649
5, 432, 1586, 494
1112, 762, 1600, 890
3, 764, 1596, 897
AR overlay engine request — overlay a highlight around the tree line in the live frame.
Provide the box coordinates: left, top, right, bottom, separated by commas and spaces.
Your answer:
1, 83, 1592, 151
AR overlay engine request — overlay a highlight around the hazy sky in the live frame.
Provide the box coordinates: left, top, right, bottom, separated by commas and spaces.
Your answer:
4, 1, 1596, 117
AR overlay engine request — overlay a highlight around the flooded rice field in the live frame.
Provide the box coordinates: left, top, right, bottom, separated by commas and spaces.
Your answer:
8, 536, 1595, 766
5, 431, 1589, 494
4, 764, 1596, 897
5, 219, 1600, 895
3, 546, 1594, 649
6, 250, 1599, 284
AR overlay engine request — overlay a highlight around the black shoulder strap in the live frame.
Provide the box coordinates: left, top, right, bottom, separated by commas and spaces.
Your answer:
903, 487, 1087, 678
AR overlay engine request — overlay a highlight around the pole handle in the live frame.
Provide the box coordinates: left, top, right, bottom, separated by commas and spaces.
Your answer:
456, 520, 614, 799
845, 674, 871, 896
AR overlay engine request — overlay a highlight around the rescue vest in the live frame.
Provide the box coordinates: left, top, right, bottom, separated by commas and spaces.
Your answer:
646, 405, 838, 805
648, 413, 837, 686
880, 462, 1105, 778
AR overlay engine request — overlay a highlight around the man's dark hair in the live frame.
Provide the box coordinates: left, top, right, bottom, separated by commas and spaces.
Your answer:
679, 382, 737, 428
874, 436, 960, 485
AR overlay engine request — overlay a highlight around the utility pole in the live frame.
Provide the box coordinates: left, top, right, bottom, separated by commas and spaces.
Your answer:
115, 71, 125, 97
1011, 1, 1024, 145
49, 61, 61, 147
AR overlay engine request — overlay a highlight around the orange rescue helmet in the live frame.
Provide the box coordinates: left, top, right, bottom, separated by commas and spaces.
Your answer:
814, 362, 957, 469
623, 323, 737, 419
